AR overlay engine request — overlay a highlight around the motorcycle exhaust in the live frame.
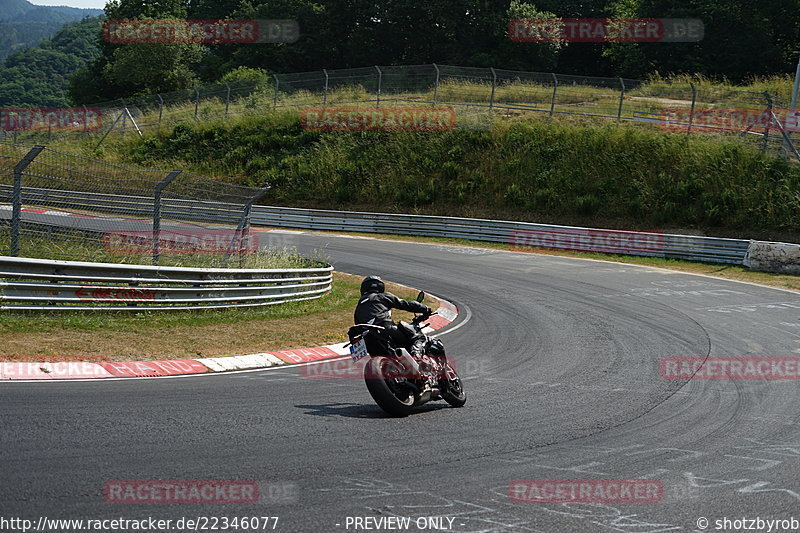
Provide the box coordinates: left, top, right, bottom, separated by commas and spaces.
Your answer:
415, 386, 441, 405
396, 350, 422, 378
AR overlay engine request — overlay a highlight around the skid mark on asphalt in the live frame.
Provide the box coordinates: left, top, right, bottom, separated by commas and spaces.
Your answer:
320, 478, 544, 532
490, 438, 800, 507
699, 301, 800, 313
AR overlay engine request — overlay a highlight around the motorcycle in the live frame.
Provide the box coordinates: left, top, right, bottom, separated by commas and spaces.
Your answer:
346, 291, 466, 417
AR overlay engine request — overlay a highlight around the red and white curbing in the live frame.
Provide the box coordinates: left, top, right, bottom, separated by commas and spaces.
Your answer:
0, 300, 458, 381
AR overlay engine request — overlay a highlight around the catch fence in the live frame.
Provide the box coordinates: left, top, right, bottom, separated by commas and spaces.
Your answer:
3, 64, 796, 160
0, 142, 278, 268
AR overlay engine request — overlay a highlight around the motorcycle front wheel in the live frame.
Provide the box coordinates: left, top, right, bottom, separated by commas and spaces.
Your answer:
441, 362, 467, 408
364, 356, 415, 417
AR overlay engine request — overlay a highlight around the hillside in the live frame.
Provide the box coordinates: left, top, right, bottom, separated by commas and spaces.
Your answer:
0, 0, 102, 61
99, 111, 800, 243
0, 15, 103, 106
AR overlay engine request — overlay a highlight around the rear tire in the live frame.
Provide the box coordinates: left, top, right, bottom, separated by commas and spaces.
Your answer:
441, 362, 467, 408
364, 357, 415, 417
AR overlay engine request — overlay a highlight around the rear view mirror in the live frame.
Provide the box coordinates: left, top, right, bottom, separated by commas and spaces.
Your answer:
416, 291, 425, 302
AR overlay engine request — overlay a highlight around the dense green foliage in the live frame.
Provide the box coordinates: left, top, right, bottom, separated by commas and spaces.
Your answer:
121, 113, 800, 236
0, 0, 101, 61
0, 16, 103, 107
69, 0, 800, 105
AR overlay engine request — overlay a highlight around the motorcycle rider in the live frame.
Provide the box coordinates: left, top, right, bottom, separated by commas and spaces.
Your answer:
354, 275, 433, 356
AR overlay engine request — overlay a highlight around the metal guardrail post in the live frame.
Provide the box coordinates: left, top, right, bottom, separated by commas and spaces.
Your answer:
152, 170, 182, 266
688, 82, 697, 133
10, 145, 45, 256
617, 78, 625, 121
157, 94, 164, 125
433, 64, 440, 105
323, 69, 329, 105
550, 73, 558, 117
225, 82, 231, 116
273, 75, 279, 108
489, 68, 497, 111
375, 66, 382, 106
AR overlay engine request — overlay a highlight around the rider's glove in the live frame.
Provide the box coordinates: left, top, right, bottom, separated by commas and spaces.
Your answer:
423, 306, 433, 317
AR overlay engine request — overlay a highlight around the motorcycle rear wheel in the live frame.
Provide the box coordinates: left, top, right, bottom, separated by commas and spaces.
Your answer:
364, 356, 415, 417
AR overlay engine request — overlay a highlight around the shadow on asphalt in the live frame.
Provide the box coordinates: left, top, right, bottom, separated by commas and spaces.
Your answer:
295, 402, 448, 418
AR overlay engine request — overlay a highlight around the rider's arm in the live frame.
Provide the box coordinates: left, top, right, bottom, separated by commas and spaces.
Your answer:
383, 292, 432, 315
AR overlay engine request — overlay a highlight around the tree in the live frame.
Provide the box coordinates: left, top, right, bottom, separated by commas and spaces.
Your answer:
71, 0, 202, 102
604, 0, 800, 81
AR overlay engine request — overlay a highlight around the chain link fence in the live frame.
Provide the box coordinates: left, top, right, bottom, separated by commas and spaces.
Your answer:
2, 64, 797, 161
0, 142, 285, 268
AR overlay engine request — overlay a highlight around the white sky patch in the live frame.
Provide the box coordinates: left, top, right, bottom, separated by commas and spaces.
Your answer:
27, 0, 105, 8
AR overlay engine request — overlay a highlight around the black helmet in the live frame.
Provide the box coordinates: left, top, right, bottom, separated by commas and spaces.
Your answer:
361, 275, 385, 295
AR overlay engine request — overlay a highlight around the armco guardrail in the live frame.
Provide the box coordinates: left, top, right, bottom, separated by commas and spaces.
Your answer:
0, 185, 243, 224
251, 206, 750, 265
1, 185, 750, 265
0, 256, 333, 311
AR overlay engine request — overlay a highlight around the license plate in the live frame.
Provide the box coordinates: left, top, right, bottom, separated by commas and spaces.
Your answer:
350, 338, 369, 362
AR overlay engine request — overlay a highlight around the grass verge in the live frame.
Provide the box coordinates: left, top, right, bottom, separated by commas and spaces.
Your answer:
0, 272, 439, 362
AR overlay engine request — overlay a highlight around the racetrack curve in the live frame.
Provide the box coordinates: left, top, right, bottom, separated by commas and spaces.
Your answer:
2, 231, 800, 532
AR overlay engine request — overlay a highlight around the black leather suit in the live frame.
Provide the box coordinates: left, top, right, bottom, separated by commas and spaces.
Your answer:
354, 291, 430, 355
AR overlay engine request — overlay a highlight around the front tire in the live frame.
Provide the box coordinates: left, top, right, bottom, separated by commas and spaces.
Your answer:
441, 362, 466, 407
364, 357, 415, 417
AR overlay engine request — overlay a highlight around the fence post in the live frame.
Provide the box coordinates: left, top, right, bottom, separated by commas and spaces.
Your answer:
687, 82, 697, 133
225, 82, 231, 117
323, 69, 329, 105
95, 109, 125, 148
550, 73, 558, 117
10, 145, 45, 256
489, 67, 497, 111
82, 105, 89, 135
433, 63, 440, 105
273, 74, 279, 109
193, 87, 200, 121
152, 170, 182, 266
762, 91, 773, 153
157, 94, 164, 126
224, 183, 271, 266
119, 98, 128, 131
617, 78, 625, 121
375, 66, 382, 106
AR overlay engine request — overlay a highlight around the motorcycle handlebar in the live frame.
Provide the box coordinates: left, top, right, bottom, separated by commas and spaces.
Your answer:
412, 311, 437, 325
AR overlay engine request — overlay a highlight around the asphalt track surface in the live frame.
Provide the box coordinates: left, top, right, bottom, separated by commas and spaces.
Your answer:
2, 229, 800, 533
